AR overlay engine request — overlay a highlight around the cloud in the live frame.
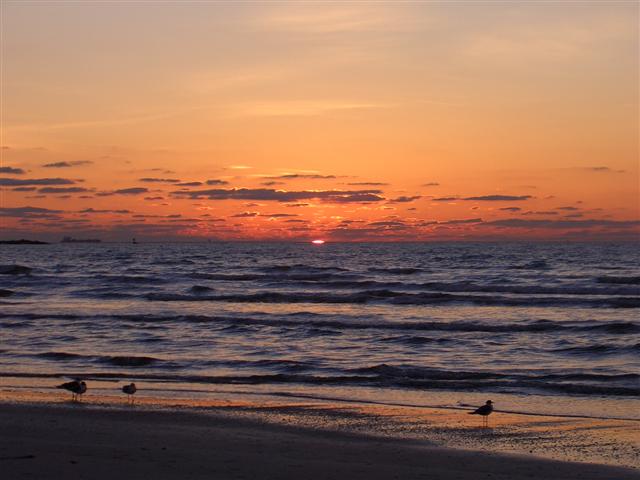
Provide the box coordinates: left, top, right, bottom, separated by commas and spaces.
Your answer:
206, 179, 230, 185
442, 218, 483, 224
263, 213, 298, 218
432, 196, 459, 202
522, 211, 558, 216
556, 206, 579, 211
347, 182, 389, 186
485, 219, 640, 229
12, 187, 37, 192
231, 211, 259, 217
0, 177, 76, 186
422, 182, 440, 187
261, 181, 285, 186
176, 182, 203, 187
463, 195, 532, 201
389, 195, 421, 203
0, 166, 25, 174
368, 220, 408, 228
144, 196, 164, 200
139, 177, 181, 183
433, 195, 532, 202
500, 207, 521, 212
112, 187, 149, 195
0, 206, 63, 218
172, 188, 385, 203
79, 208, 131, 214
234, 100, 388, 118
42, 161, 93, 168
143, 168, 176, 174
586, 166, 625, 173
38, 187, 90, 194
266, 174, 337, 180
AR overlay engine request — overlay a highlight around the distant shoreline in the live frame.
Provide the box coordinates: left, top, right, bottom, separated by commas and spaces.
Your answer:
0, 239, 49, 245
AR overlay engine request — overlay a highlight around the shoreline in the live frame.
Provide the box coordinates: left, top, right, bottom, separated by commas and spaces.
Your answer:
1, 388, 638, 476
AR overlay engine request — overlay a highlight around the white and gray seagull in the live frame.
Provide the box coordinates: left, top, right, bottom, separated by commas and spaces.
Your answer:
57, 380, 87, 402
468, 400, 493, 428
122, 383, 137, 404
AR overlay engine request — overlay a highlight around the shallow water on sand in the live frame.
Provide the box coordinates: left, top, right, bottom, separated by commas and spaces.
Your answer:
1, 242, 638, 418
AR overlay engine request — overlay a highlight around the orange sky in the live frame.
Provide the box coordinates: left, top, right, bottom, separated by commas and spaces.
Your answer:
1, 2, 638, 241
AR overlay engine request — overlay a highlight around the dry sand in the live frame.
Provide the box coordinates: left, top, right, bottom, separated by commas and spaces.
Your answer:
1, 390, 638, 480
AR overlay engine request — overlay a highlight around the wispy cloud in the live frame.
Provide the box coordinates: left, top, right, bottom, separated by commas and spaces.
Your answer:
0, 177, 76, 186
172, 187, 385, 203
43, 161, 93, 168
232, 100, 389, 118
0, 166, 25, 174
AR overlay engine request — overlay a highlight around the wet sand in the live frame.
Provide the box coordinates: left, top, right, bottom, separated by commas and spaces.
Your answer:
0, 390, 638, 479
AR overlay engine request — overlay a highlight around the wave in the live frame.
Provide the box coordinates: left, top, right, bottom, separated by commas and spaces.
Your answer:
103, 355, 163, 367
37, 351, 83, 360
29, 352, 318, 373
511, 260, 550, 270
144, 289, 640, 308
380, 335, 452, 345
552, 343, 640, 356
71, 290, 137, 299
596, 275, 640, 285
95, 274, 166, 284
368, 267, 423, 275
2, 312, 637, 335
271, 279, 640, 296
190, 272, 364, 282
259, 264, 348, 273
34, 352, 169, 368
2, 366, 636, 397
189, 285, 214, 294
0, 289, 14, 297
0, 264, 32, 275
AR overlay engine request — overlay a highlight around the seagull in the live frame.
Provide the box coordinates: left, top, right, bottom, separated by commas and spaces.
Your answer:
468, 400, 493, 428
57, 380, 87, 402
122, 383, 137, 404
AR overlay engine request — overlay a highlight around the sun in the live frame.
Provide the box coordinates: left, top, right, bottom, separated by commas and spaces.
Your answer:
311, 239, 325, 245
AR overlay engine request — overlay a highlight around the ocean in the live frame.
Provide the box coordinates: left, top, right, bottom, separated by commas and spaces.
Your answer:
1, 242, 638, 418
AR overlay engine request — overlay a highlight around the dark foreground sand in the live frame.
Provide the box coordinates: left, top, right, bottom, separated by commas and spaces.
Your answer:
1, 402, 638, 480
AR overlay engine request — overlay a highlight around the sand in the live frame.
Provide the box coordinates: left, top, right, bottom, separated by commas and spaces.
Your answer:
1, 392, 638, 480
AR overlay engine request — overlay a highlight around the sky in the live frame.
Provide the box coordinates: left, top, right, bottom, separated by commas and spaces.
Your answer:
1, 1, 638, 242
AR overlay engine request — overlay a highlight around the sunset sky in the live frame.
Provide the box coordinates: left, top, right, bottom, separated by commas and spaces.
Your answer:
1, 1, 638, 241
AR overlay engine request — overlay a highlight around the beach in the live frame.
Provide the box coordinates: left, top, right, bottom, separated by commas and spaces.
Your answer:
1, 388, 638, 479
1, 242, 639, 477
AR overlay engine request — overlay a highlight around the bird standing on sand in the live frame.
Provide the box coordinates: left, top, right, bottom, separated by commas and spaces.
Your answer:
469, 400, 493, 428
122, 383, 137, 404
56, 380, 87, 402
